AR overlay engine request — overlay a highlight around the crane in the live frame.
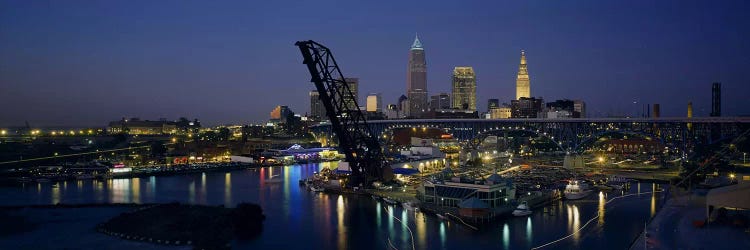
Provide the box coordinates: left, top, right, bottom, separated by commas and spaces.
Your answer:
295, 40, 391, 186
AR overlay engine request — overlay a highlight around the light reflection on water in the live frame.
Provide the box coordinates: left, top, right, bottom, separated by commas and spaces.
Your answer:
439, 221, 446, 248
336, 195, 346, 250
526, 216, 532, 245
598, 191, 606, 225
502, 223, 510, 250
415, 211, 427, 248
1, 163, 664, 249
224, 172, 231, 206
651, 183, 657, 217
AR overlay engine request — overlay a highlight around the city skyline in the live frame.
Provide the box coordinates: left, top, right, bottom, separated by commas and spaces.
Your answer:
2, 1, 749, 126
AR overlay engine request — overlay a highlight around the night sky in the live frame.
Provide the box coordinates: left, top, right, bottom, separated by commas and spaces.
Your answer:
1, 1, 749, 127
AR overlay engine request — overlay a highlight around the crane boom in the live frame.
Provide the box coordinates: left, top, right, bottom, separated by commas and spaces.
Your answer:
295, 40, 388, 186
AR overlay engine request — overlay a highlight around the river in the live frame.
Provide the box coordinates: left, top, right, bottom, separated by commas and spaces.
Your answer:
0, 162, 664, 249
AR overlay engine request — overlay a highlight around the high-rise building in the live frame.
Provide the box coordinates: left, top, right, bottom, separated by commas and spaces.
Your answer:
342, 78, 359, 110
652, 104, 660, 118
452, 67, 476, 111
711, 82, 721, 117
490, 106, 512, 119
385, 104, 400, 119
487, 99, 500, 112
429, 93, 451, 111
574, 100, 586, 118
397, 95, 409, 118
510, 97, 543, 118
407, 35, 428, 117
366, 93, 382, 113
687, 101, 693, 130
309, 90, 325, 120
270, 105, 293, 123
516, 50, 530, 100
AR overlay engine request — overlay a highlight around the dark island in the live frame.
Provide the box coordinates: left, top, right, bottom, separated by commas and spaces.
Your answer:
98, 202, 265, 249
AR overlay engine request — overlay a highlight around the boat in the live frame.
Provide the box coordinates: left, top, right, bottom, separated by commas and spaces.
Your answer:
564, 179, 593, 200
436, 214, 447, 220
35, 178, 50, 183
76, 174, 95, 180
606, 176, 629, 190
402, 202, 418, 211
371, 195, 380, 201
383, 198, 398, 205
309, 186, 324, 192
264, 175, 282, 183
512, 202, 533, 216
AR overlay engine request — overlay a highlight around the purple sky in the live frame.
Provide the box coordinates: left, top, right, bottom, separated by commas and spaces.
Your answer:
1, 1, 749, 127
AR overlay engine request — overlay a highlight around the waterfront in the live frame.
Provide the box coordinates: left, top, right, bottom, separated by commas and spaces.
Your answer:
0, 162, 664, 250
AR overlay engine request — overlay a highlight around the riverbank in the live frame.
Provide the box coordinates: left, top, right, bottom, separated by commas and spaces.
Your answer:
0, 204, 186, 250
98, 202, 265, 249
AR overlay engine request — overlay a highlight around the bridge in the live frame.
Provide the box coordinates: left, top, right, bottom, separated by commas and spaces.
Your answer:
310, 117, 750, 152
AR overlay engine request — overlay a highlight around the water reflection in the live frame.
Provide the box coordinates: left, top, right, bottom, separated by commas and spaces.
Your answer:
502, 223, 510, 250
376, 201, 382, 227
110, 179, 131, 203
336, 195, 346, 250
526, 217, 533, 245
95, 180, 104, 202
51, 183, 60, 204
651, 183, 656, 217
224, 172, 231, 206
415, 212, 426, 247
200, 173, 206, 204
132, 178, 140, 203
598, 191, 606, 225
188, 180, 196, 203
567, 204, 581, 241
439, 222, 446, 248
401, 209, 408, 244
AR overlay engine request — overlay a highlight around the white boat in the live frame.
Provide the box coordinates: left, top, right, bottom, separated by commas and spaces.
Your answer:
76, 174, 95, 180
309, 186, 324, 192
564, 179, 593, 200
436, 214, 446, 220
512, 202, 533, 216
264, 175, 282, 183
402, 202, 417, 211
383, 198, 398, 205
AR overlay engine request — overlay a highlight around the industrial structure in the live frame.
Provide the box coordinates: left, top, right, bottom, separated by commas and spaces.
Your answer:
295, 40, 388, 185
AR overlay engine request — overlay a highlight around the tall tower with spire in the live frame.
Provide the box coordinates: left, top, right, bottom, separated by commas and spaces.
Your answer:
516, 50, 530, 100
407, 34, 427, 118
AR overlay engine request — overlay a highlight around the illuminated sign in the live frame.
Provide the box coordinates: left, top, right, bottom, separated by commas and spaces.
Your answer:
111, 167, 132, 173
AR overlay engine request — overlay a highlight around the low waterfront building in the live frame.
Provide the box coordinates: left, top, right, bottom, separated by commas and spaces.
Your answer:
421, 174, 516, 209
107, 118, 177, 135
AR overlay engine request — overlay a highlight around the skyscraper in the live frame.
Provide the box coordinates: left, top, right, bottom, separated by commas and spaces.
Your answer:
711, 82, 721, 117
342, 78, 359, 110
429, 93, 451, 111
309, 90, 325, 120
516, 50, 530, 100
407, 35, 428, 117
487, 99, 500, 111
452, 67, 476, 111
366, 93, 382, 112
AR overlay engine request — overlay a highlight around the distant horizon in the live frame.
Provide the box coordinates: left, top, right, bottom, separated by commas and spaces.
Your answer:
2, 1, 748, 126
